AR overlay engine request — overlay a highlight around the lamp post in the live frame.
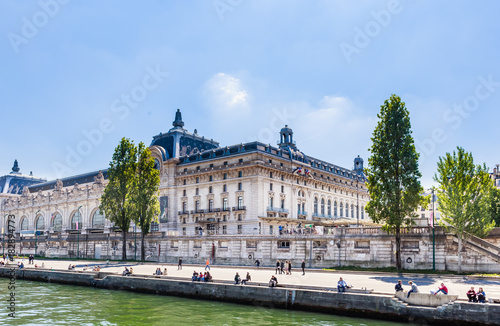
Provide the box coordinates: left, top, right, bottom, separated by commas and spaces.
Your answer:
2, 214, 8, 256
134, 224, 137, 261
77, 206, 82, 259
427, 188, 436, 271
356, 178, 360, 227
35, 210, 40, 257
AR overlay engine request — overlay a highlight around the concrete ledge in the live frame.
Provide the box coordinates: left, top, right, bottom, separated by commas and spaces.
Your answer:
396, 291, 458, 307
2, 268, 500, 326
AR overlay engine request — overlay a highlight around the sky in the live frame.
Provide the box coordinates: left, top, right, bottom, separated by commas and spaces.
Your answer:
1, 0, 499, 189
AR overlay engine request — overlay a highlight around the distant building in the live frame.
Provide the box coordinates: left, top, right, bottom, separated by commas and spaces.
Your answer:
415, 189, 440, 227
0, 160, 46, 195
490, 164, 500, 188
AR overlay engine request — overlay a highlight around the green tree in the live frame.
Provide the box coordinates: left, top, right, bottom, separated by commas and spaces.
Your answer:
365, 94, 424, 270
100, 138, 137, 261
488, 187, 500, 227
130, 142, 160, 261
434, 147, 495, 273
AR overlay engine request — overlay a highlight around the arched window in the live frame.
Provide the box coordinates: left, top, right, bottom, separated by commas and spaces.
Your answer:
314, 197, 318, 214
340, 202, 343, 217
351, 204, 354, 218
92, 209, 105, 229
35, 215, 45, 231
71, 210, 82, 230
334, 201, 337, 217
327, 200, 331, 217
52, 213, 62, 232
346, 203, 349, 217
361, 206, 364, 219
321, 198, 325, 215
21, 216, 28, 231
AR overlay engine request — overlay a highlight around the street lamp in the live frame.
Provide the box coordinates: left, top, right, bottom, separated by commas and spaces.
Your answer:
2, 214, 8, 256
77, 206, 82, 259
35, 210, 40, 256
356, 179, 360, 227
429, 188, 436, 271
134, 223, 137, 261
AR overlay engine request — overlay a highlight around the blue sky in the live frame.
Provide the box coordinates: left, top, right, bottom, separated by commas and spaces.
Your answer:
1, 0, 499, 188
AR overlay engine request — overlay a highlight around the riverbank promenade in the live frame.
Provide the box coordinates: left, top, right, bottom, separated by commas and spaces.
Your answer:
10, 258, 500, 300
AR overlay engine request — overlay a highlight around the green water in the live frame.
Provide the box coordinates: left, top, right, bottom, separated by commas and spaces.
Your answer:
0, 279, 412, 326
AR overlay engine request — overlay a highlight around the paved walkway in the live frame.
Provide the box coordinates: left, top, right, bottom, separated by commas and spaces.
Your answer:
10, 258, 500, 300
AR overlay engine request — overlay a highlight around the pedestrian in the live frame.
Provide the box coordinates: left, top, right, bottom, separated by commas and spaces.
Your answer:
285, 260, 289, 275
407, 281, 419, 298
255, 259, 260, 268
301, 260, 306, 275
467, 287, 477, 302
241, 272, 251, 285
205, 258, 210, 270
477, 287, 486, 303
337, 277, 347, 292
395, 280, 403, 292
280, 260, 284, 274
234, 272, 241, 284
288, 260, 292, 274
178, 257, 182, 270
434, 283, 448, 295
275, 260, 280, 274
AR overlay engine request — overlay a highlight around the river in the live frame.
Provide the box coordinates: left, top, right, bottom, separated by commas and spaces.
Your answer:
1, 279, 414, 326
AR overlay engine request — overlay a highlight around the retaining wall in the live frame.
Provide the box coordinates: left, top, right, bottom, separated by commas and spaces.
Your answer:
1, 268, 499, 326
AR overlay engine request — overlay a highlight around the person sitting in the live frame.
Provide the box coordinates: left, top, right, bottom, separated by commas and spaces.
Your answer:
205, 271, 212, 282
337, 277, 348, 292
407, 281, 419, 298
269, 275, 278, 287
122, 267, 130, 276
192, 271, 199, 281
72, 265, 76, 270
200, 272, 205, 282
155, 268, 162, 276
477, 287, 486, 303
467, 287, 477, 302
129, 267, 133, 275
19, 262, 25, 269
41, 262, 45, 269
163, 267, 168, 276
241, 272, 251, 285
435, 283, 448, 295
68, 264, 72, 270
234, 272, 241, 285
395, 280, 403, 292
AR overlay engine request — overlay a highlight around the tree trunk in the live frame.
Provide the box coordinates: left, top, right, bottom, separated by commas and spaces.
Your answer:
122, 231, 127, 261
395, 226, 402, 270
457, 236, 462, 273
141, 232, 146, 262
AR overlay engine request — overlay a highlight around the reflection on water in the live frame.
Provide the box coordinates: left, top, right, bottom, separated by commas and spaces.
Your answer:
0, 279, 411, 326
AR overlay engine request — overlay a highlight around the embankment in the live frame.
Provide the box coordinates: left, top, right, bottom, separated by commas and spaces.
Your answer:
1, 268, 499, 325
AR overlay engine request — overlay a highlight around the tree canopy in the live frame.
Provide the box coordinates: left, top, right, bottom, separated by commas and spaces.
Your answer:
365, 94, 424, 270
434, 146, 495, 272
130, 142, 160, 261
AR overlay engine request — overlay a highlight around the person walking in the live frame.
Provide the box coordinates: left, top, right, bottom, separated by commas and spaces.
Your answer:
205, 258, 210, 271
255, 259, 260, 268
288, 260, 292, 274
178, 257, 183, 270
276, 260, 280, 274
301, 260, 306, 275
280, 260, 284, 274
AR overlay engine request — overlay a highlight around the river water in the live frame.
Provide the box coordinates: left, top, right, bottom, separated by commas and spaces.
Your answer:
1, 279, 413, 326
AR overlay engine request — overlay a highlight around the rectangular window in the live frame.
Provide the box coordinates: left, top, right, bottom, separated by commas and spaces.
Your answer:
209, 199, 214, 211
196, 177, 199, 183
223, 215, 227, 222
209, 175, 213, 181
224, 161, 228, 166
222, 226, 227, 235
195, 188, 199, 195
281, 199, 285, 209
182, 218, 186, 224
269, 225, 273, 235
238, 171, 242, 177
223, 198, 228, 210
210, 164, 214, 168
195, 200, 200, 211
183, 179, 187, 185
281, 175, 284, 181
270, 172, 273, 178
238, 214, 242, 221
224, 173, 228, 179
183, 189, 186, 197
182, 202, 187, 213
182, 227, 186, 235
238, 182, 242, 191
196, 166, 200, 171
223, 184, 227, 192
281, 185, 284, 193
278, 241, 290, 249
355, 241, 370, 249
237, 225, 242, 234
269, 197, 273, 208
270, 183, 273, 191
238, 196, 243, 209
239, 158, 243, 163
209, 186, 213, 194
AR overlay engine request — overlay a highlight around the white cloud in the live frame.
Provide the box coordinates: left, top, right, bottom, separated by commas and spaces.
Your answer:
203, 73, 250, 117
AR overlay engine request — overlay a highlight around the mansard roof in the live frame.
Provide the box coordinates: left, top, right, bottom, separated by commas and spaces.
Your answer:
28, 169, 108, 193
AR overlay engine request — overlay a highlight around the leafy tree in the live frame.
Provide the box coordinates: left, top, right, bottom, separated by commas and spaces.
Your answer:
434, 147, 495, 273
130, 142, 160, 261
100, 138, 137, 261
488, 186, 500, 227
365, 94, 424, 270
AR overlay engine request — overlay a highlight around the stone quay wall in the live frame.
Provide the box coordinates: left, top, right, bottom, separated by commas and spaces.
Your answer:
1, 268, 499, 326
7, 226, 500, 273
